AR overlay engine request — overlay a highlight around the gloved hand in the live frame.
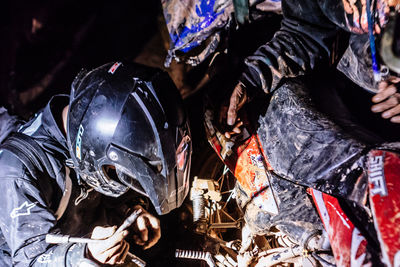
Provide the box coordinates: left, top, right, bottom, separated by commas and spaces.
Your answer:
220, 82, 248, 138
131, 205, 161, 249
87, 226, 130, 265
372, 77, 400, 123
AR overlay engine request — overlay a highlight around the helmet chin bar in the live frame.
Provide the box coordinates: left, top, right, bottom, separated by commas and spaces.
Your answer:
80, 170, 129, 198
106, 144, 183, 215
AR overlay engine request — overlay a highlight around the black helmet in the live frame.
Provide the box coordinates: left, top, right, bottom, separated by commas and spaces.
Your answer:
67, 61, 192, 215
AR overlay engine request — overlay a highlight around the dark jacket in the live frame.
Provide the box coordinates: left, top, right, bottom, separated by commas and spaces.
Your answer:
0, 95, 141, 266
239, 0, 390, 94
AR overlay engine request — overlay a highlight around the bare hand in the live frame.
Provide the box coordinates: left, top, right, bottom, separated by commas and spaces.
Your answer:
220, 82, 247, 138
371, 78, 400, 123
131, 206, 161, 249
88, 226, 130, 265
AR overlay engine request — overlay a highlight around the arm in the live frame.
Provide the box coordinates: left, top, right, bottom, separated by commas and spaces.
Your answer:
0, 153, 97, 267
239, 0, 340, 94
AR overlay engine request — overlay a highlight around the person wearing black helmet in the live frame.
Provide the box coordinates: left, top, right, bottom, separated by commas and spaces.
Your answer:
0, 61, 192, 266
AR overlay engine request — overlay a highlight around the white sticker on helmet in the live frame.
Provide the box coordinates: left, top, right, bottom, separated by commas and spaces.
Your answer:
108, 62, 122, 74
76, 124, 84, 160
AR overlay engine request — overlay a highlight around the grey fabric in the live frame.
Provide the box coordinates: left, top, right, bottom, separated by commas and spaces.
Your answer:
0, 107, 22, 144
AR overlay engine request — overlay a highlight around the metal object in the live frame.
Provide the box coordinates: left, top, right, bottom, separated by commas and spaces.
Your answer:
192, 194, 205, 222
127, 252, 146, 267
190, 177, 222, 223
45, 234, 99, 244
45, 209, 145, 266
176, 249, 216, 267
254, 246, 302, 267
116, 208, 142, 233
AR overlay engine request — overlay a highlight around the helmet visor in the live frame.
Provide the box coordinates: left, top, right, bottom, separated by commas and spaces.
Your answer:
114, 166, 149, 197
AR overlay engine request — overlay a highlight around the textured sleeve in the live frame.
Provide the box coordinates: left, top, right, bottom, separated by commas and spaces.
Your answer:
0, 150, 98, 267
239, 0, 340, 94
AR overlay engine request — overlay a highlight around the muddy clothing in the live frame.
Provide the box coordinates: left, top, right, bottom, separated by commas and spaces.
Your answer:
0, 95, 142, 266
239, 0, 391, 94
243, 73, 393, 263
162, 0, 282, 67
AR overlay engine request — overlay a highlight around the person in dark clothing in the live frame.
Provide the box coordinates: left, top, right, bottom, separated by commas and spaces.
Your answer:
224, 0, 400, 130
0, 61, 192, 266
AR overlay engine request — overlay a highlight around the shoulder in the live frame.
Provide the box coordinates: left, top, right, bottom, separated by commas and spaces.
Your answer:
0, 149, 28, 181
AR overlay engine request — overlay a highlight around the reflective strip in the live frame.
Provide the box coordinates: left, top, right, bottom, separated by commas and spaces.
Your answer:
350, 228, 367, 266
313, 190, 330, 227
22, 113, 43, 136
144, 81, 165, 115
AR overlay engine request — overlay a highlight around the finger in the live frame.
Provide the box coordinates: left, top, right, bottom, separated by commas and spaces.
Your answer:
227, 84, 246, 125
372, 96, 400, 113
390, 115, 400, 123
133, 235, 145, 246
101, 230, 128, 252
117, 242, 130, 264
382, 104, 400, 119
143, 238, 158, 250
224, 120, 243, 138
146, 216, 161, 247
378, 81, 389, 92
227, 93, 239, 126
91, 226, 117, 240
105, 242, 127, 265
143, 227, 161, 250
99, 242, 123, 263
372, 85, 397, 103
147, 215, 160, 230
387, 76, 400, 84
232, 121, 244, 134
136, 216, 149, 242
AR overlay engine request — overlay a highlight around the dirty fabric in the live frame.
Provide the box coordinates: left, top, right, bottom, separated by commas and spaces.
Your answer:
256, 78, 372, 203
233, 76, 378, 243
162, 0, 281, 66
231, 74, 400, 254
337, 34, 387, 94
239, 0, 393, 95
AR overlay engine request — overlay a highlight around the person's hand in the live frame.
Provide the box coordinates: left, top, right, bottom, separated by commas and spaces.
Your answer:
87, 226, 130, 265
371, 77, 400, 123
131, 206, 161, 249
220, 82, 247, 138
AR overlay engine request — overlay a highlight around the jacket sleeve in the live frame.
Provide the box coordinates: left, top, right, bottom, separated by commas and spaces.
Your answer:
239, 0, 340, 94
0, 151, 98, 267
